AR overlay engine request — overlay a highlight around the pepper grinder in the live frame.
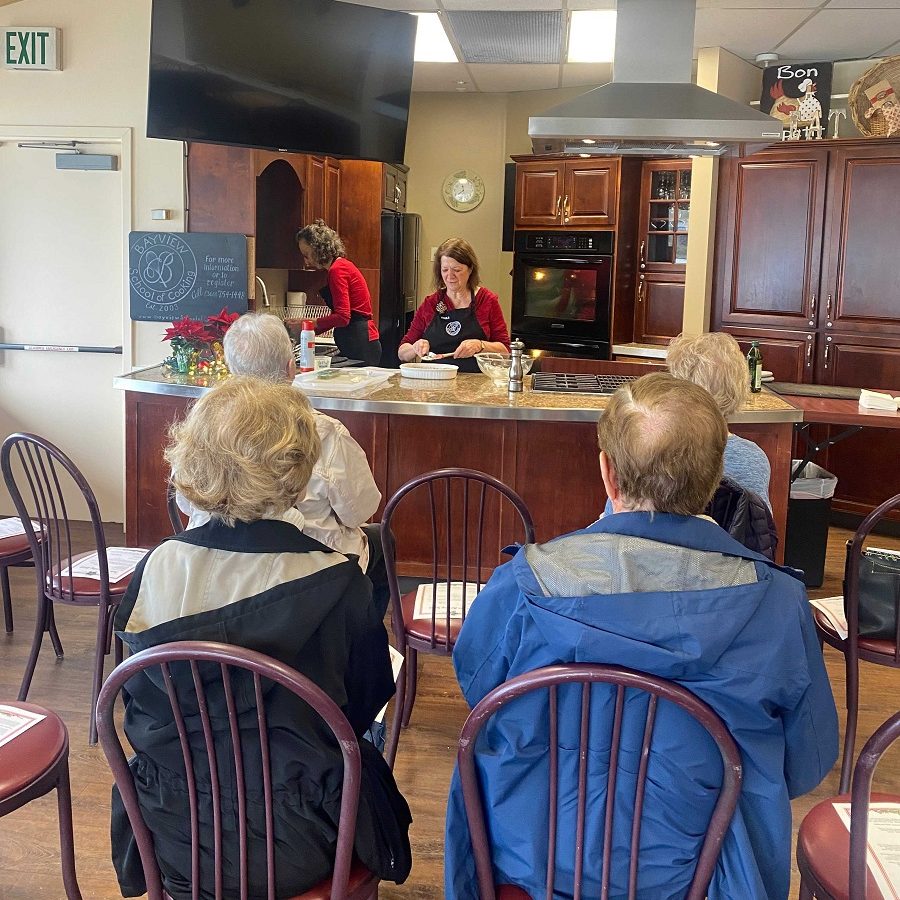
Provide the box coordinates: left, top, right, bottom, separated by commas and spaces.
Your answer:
508, 339, 525, 394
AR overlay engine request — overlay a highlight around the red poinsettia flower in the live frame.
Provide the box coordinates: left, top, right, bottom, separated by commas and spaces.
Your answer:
162, 316, 218, 347
205, 308, 241, 340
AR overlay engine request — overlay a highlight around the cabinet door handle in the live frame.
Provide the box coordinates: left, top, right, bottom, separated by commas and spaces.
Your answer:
826, 292, 833, 320
824, 341, 831, 367
562, 195, 570, 223
639, 239, 646, 270
555, 195, 562, 218
638, 274, 646, 303
808, 292, 817, 325
806, 336, 813, 366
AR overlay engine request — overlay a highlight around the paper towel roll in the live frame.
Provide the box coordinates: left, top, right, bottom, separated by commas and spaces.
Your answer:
286, 291, 307, 306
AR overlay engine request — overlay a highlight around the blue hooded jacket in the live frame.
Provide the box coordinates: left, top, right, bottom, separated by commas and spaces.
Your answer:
446, 512, 838, 900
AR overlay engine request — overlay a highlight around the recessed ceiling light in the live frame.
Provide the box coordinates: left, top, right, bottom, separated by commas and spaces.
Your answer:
413, 13, 458, 63
582, 139, 596, 145
567, 10, 616, 64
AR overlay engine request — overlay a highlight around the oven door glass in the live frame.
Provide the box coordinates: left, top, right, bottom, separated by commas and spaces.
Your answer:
512, 255, 612, 341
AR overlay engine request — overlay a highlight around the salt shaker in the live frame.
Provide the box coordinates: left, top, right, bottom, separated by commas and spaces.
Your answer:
508, 339, 525, 394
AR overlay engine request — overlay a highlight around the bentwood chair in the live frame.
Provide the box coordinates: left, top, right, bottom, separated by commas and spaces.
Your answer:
812, 490, 900, 792
96, 640, 379, 900
457, 664, 743, 900
797, 710, 900, 899
0, 701, 82, 899
1, 433, 136, 744
0, 519, 35, 633
381, 468, 535, 767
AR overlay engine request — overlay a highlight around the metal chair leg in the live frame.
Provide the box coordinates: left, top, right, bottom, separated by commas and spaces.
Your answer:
1, 564, 12, 633
88, 604, 110, 745
18, 591, 48, 701
386, 652, 407, 769
47, 603, 64, 659
401, 647, 418, 728
839, 652, 860, 793
55, 758, 83, 900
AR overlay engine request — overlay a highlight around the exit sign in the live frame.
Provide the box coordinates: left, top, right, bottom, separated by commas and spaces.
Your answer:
3, 27, 60, 70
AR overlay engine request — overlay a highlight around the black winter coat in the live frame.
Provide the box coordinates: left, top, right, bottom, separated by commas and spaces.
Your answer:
706, 476, 779, 561
111, 518, 412, 899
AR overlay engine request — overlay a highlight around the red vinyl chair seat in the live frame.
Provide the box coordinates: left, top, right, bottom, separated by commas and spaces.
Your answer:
0, 701, 67, 802
293, 861, 379, 899
49, 552, 135, 599
401, 588, 465, 646
814, 610, 898, 657
496, 886, 532, 900
0, 532, 32, 558
798, 791, 899, 899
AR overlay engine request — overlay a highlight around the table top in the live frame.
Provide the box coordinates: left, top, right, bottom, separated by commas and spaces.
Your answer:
114, 365, 803, 425
782, 394, 900, 430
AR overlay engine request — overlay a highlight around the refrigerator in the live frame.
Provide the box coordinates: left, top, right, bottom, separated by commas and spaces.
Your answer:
379, 212, 421, 368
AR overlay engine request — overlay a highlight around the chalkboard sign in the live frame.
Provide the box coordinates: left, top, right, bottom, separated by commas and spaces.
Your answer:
129, 232, 249, 322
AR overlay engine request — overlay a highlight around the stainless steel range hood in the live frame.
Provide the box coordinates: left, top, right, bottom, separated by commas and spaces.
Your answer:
529, 0, 781, 157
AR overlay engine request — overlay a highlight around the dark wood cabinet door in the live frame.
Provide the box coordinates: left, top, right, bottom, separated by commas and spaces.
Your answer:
817, 334, 900, 389
823, 148, 900, 336
723, 326, 814, 383
255, 159, 305, 269
715, 148, 827, 330
305, 156, 326, 223
382, 165, 407, 211
395, 169, 408, 212
187, 143, 255, 234
635, 277, 685, 344
564, 159, 618, 226
325, 158, 341, 230
515, 162, 564, 226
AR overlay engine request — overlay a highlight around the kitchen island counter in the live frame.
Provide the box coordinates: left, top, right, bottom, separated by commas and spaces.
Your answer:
116, 366, 799, 563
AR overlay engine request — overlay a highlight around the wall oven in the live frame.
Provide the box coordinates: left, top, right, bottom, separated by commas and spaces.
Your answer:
511, 230, 614, 358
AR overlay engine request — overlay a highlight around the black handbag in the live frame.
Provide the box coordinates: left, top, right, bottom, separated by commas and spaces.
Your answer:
844, 544, 900, 641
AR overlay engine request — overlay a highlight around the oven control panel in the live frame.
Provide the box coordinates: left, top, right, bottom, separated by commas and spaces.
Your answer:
514, 231, 614, 255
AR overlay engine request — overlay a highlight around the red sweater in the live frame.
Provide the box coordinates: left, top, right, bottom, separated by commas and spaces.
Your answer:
401, 288, 510, 349
316, 257, 379, 341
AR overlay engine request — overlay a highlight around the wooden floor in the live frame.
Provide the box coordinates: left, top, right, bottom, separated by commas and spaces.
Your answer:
1, 522, 898, 899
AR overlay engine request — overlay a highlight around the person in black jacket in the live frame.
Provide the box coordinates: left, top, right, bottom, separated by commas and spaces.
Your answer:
111, 376, 412, 899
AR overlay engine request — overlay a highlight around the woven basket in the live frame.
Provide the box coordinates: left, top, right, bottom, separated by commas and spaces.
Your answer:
849, 56, 900, 137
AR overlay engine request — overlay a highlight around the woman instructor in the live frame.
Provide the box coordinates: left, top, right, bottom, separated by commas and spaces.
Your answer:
295, 220, 382, 366
398, 238, 509, 373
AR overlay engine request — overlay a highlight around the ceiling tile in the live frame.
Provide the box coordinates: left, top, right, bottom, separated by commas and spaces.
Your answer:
411, 62, 473, 92
777, 8, 900, 59
447, 10, 564, 64
468, 64, 560, 92
826, 0, 900, 7
336, 0, 438, 8
561, 62, 614, 88
694, 7, 813, 58
564, 0, 616, 9
696, 0, 821, 7
443, 0, 562, 8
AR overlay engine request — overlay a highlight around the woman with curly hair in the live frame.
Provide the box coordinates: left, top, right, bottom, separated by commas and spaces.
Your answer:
294, 219, 382, 365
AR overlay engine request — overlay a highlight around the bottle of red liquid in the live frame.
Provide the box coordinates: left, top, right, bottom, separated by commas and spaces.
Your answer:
298, 319, 316, 373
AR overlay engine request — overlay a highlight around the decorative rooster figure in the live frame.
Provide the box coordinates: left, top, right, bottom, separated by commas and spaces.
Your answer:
769, 79, 802, 141
797, 78, 824, 139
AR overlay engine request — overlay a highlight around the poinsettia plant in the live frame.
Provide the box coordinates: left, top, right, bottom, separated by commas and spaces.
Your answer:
205, 307, 241, 341
162, 315, 217, 350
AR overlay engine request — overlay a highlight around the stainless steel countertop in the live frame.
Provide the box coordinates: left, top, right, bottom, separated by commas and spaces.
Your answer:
114, 364, 803, 425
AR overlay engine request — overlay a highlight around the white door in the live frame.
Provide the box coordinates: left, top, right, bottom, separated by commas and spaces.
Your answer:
0, 137, 126, 521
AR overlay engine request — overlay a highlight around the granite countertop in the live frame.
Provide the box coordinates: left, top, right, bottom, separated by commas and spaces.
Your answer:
114, 365, 802, 425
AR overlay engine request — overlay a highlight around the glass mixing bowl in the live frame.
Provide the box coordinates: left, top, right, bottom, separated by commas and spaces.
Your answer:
475, 352, 533, 385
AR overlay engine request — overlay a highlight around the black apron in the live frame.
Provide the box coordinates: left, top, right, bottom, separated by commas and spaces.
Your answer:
422, 295, 486, 374
320, 282, 382, 367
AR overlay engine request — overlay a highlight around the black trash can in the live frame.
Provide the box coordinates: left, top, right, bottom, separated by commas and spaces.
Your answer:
783, 461, 838, 588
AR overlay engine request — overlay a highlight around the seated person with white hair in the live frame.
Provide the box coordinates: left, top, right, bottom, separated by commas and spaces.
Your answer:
179, 311, 388, 617
113, 376, 412, 898
445, 373, 837, 900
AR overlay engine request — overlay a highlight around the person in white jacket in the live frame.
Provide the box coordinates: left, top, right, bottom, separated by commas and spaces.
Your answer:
178, 312, 387, 616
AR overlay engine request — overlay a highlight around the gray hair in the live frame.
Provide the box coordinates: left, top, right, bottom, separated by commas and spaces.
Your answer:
295, 219, 346, 267
223, 312, 293, 381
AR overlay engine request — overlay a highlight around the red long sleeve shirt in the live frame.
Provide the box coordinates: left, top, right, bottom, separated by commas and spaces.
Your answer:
401, 287, 510, 349
316, 257, 379, 341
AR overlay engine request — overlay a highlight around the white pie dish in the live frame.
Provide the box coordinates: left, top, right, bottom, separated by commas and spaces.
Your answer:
400, 362, 459, 380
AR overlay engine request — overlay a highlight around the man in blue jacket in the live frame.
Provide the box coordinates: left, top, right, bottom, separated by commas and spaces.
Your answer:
445, 372, 838, 900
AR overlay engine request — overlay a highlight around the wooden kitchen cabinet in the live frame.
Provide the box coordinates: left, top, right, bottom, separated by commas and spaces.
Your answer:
634, 160, 691, 344
723, 326, 814, 384
382, 164, 408, 212
514, 158, 619, 227
304, 156, 342, 230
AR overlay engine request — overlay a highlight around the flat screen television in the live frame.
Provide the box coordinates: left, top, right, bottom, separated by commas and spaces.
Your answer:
148, 0, 416, 164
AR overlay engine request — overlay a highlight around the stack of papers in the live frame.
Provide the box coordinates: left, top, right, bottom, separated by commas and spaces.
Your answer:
834, 802, 900, 897
809, 596, 848, 640
859, 389, 900, 411
62, 547, 147, 582
413, 581, 481, 620
0, 704, 45, 750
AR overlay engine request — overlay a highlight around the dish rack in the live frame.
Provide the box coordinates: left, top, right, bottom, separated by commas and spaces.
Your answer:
272, 305, 335, 341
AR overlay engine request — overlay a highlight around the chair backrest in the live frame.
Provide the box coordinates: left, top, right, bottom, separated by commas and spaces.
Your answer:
166, 476, 186, 535
1, 432, 109, 599
849, 710, 900, 899
96, 640, 363, 900
844, 490, 900, 662
458, 664, 743, 900
381, 467, 535, 651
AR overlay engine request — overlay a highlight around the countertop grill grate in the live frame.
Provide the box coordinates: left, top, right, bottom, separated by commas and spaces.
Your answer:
531, 373, 638, 395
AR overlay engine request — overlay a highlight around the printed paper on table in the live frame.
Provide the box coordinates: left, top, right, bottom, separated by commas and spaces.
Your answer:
0, 704, 45, 750
63, 547, 147, 582
809, 596, 848, 640
0, 517, 39, 539
413, 582, 480, 620
834, 802, 900, 899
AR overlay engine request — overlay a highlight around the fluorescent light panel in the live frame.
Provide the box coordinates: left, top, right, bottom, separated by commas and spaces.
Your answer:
413, 13, 458, 63
567, 10, 616, 63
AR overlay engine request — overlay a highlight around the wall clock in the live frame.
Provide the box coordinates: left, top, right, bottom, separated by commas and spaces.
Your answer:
442, 169, 485, 212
